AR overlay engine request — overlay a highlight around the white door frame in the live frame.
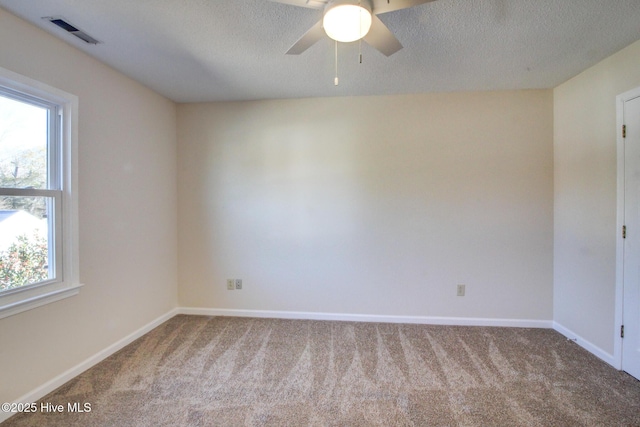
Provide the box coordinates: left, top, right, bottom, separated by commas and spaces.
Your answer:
614, 85, 640, 370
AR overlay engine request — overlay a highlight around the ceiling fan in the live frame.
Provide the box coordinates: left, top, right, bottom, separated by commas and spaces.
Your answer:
270, 0, 436, 56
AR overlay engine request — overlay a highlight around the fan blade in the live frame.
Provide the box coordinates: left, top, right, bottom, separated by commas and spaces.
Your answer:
286, 20, 325, 54
363, 15, 403, 56
371, 0, 436, 14
269, 0, 328, 9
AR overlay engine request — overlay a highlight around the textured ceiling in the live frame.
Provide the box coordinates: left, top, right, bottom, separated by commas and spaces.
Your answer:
1, 0, 640, 103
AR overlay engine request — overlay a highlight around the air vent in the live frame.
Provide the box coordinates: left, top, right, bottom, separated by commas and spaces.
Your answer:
42, 16, 101, 45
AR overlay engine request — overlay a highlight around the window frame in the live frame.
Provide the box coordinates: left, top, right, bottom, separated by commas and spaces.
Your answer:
0, 66, 80, 319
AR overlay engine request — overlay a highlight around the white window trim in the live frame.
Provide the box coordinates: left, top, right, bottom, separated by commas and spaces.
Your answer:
0, 65, 81, 319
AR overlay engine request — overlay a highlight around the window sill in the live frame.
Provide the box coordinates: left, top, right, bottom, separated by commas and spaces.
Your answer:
0, 283, 83, 320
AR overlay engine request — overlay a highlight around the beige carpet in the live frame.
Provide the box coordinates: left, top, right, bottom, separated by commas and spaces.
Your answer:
3, 315, 640, 426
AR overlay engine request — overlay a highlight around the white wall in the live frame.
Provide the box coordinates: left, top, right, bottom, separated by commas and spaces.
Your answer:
178, 91, 554, 320
554, 39, 640, 355
0, 9, 178, 403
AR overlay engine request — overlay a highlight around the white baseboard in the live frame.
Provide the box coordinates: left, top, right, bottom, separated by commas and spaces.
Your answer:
553, 321, 617, 368
179, 307, 553, 329
0, 308, 180, 424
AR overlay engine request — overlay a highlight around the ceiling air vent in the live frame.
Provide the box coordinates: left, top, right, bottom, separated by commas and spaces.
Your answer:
42, 16, 101, 45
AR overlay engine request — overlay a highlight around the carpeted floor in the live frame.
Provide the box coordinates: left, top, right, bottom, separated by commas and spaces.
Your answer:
3, 315, 640, 426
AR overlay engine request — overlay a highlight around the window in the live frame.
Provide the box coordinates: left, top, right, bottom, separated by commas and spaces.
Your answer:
0, 66, 80, 319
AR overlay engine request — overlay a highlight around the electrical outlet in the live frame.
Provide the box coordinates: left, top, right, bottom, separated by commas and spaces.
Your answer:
235, 279, 242, 290
227, 279, 235, 290
457, 284, 465, 297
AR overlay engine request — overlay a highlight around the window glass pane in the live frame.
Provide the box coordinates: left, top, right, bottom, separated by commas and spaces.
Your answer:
0, 94, 48, 189
0, 197, 52, 291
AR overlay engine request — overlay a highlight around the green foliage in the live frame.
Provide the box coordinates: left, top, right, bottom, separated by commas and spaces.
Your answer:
0, 233, 49, 291
0, 106, 50, 290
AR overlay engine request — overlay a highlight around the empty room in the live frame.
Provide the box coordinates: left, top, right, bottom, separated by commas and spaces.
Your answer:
1, 0, 640, 425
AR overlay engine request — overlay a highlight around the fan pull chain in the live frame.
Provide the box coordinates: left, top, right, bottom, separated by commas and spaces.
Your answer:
359, 1, 363, 64
334, 40, 339, 86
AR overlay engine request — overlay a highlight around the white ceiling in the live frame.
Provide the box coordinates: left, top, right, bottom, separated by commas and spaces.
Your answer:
2, 0, 640, 103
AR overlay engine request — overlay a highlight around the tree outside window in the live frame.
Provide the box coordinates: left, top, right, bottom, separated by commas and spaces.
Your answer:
0, 92, 52, 291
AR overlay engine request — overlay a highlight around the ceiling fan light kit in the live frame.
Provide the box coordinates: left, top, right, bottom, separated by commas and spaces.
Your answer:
272, 0, 435, 57
270, 0, 435, 83
323, 1, 372, 43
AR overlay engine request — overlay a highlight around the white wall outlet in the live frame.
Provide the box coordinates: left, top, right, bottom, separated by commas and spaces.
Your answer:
235, 279, 242, 290
227, 279, 235, 290
457, 284, 466, 296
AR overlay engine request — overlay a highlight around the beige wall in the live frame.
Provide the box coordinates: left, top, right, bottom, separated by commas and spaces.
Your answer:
178, 90, 554, 320
0, 9, 178, 402
553, 39, 640, 355
13, 0, 640, 404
